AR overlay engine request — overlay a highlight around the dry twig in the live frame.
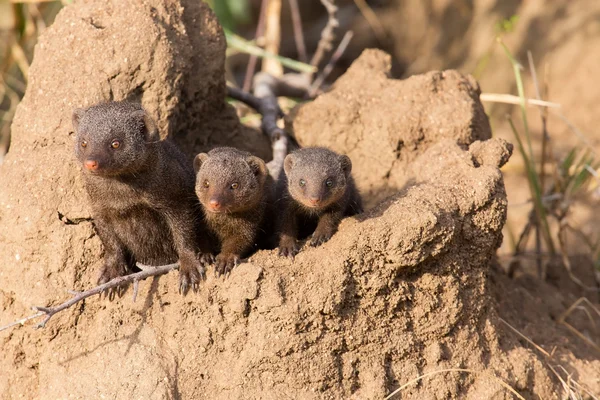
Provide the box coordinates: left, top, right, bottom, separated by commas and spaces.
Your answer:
226, 84, 289, 180
0, 263, 179, 331
309, 30, 353, 97
243, 0, 269, 92
288, 0, 307, 63
309, 0, 338, 71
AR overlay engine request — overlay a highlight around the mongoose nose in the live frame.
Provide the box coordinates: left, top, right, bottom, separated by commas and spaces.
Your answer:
84, 160, 99, 171
309, 197, 320, 206
209, 199, 221, 210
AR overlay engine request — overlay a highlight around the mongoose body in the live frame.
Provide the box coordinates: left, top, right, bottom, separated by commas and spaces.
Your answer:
277, 147, 362, 258
194, 147, 274, 275
73, 101, 211, 293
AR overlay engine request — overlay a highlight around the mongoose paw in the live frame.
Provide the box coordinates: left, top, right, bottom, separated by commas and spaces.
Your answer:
278, 241, 299, 259
199, 252, 216, 266
310, 231, 333, 247
215, 253, 239, 277
178, 260, 206, 295
97, 264, 129, 300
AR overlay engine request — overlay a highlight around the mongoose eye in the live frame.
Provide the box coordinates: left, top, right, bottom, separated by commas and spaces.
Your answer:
81, 140, 87, 148
325, 179, 333, 188
111, 140, 121, 149
299, 179, 306, 187
230, 183, 239, 190
203, 180, 210, 188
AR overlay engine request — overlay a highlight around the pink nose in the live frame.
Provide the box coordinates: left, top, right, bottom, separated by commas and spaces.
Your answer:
309, 198, 320, 206
84, 160, 98, 171
209, 199, 221, 210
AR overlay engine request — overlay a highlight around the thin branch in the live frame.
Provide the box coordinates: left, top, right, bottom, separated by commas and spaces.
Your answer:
309, 30, 353, 97
243, 0, 269, 92
227, 84, 284, 140
288, 0, 307, 63
0, 263, 179, 331
226, 84, 289, 180
0, 312, 45, 332
309, 0, 338, 71
227, 86, 265, 112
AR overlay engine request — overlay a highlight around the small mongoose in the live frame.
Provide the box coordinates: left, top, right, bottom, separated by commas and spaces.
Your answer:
194, 147, 274, 275
277, 147, 362, 258
73, 101, 212, 294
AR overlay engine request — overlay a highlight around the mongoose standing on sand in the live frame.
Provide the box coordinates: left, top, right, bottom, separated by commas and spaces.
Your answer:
73, 101, 212, 294
194, 147, 274, 275
277, 147, 362, 258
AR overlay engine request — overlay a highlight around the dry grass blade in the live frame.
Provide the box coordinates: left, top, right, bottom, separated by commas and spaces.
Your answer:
262, 0, 283, 77
499, 317, 550, 356
553, 110, 599, 157
383, 368, 526, 400
501, 315, 599, 398
480, 93, 561, 108
557, 297, 600, 352
242, 0, 268, 91
353, 0, 386, 44
288, 0, 307, 63
10, 41, 29, 82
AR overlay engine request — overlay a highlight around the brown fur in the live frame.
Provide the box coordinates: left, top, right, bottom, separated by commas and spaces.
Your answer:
194, 147, 274, 275
277, 147, 363, 258
73, 101, 212, 294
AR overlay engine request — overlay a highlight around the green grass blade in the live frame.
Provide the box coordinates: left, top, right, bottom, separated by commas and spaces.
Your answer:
499, 40, 534, 161
224, 29, 316, 74
507, 116, 556, 254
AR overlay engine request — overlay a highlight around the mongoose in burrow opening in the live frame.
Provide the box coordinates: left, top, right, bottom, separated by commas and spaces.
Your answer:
73, 101, 213, 294
194, 147, 274, 275
277, 147, 363, 258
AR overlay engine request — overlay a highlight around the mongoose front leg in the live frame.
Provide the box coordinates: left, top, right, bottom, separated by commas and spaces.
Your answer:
310, 209, 343, 247
94, 218, 131, 291
215, 232, 253, 276
278, 206, 300, 259
166, 210, 210, 295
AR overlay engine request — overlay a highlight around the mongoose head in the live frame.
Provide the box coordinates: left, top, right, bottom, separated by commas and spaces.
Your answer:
194, 147, 268, 214
72, 101, 160, 176
283, 147, 352, 210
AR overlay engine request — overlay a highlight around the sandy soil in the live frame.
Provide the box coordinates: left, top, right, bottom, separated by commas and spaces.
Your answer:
0, 1, 598, 399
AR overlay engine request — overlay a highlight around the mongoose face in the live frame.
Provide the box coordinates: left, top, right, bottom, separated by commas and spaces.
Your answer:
283, 147, 352, 210
73, 102, 159, 176
194, 147, 268, 215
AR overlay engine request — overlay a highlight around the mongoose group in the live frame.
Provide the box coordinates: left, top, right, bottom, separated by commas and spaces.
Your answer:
73, 101, 362, 293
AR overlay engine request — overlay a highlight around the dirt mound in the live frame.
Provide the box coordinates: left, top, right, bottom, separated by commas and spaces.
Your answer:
0, 1, 592, 398
292, 49, 491, 208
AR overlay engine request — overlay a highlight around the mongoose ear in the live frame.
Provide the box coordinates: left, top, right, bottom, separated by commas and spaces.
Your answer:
132, 110, 161, 142
283, 154, 295, 176
339, 154, 352, 176
194, 153, 209, 174
72, 108, 86, 132
246, 156, 268, 177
